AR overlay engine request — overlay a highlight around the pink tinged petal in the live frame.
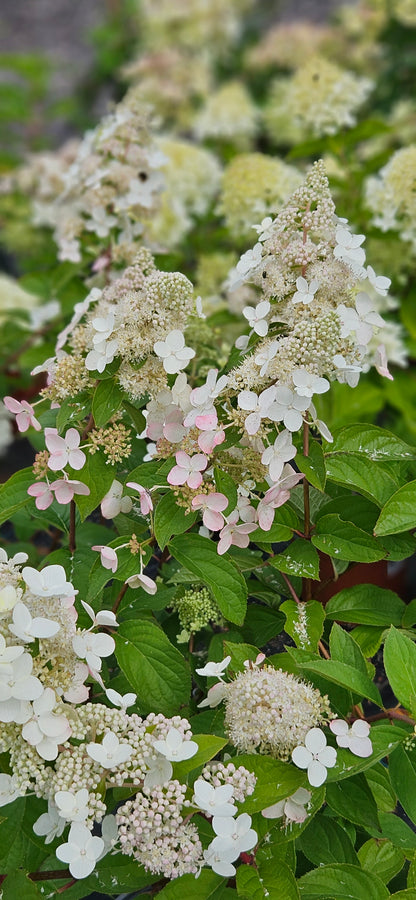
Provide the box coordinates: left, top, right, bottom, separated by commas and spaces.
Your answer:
68, 449, 86, 470
167, 465, 187, 486
65, 429, 81, 449
195, 413, 218, 430
28, 483, 54, 510
187, 471, 203, 489
203, 508, 225, 531
44, 429, 65, 453
307, 759, 328, 787
3, 396, 22, 414
51, 481, 74, 504
217, 532, 232, 555
291, 746, 312, 769
284, 798, 309, 823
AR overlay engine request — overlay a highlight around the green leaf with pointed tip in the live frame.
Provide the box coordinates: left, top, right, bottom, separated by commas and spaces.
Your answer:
369, 812, 416, 853
296, 440, 326, 491
366, 763, 397, 813
2, 870, 42, 900
384, 627, 416, 716
299, 815, 359, 866
271, 538, 320, 579
326, 773, 380, 831
154, 491, 197, 549
123, 399, 146, 433
389, 744, 416, 824
297, 863, 390, 899
213, 467, 238, 514
255, 860, 300, 900
289, 648, 382, 706
169, 534, 247, 625
0, 467, 35, 526
223, 640, 260, 673
325, 453, 398, 506
374, 481, 416, 536
173, 733, 228, 780
237, 866, 269, 899
312, 514, 386, 562
231, 754, 305, 814
351, 625, 385, 658
326, 584, 405, 626
358, 839, 405, 885
281, 599, 325, 650
326, 424, 416, 461
92, 378, 124, 427
157, 870, 226, 898
114, 618, 191, 715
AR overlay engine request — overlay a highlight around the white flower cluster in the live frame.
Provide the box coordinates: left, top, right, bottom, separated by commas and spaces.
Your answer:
365, 145, 416, 251
37, 92, 165, 264
44, 248, 194, 402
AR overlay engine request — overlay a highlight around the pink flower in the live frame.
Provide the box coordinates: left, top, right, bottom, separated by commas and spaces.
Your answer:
50, 479, 90, 505
197, 426, 225, 454
125, 572, 157, 595
257, 465, 304, 531
192, 493, 228, 531
217, 511, 257, 555
92, 545, 118, 573
167, 451, 208, 489
28, 481, 54, 510
374, 344, 393, 381
44, 427, 86, 472
4, 397, 41, 433
126, 482, 153, 515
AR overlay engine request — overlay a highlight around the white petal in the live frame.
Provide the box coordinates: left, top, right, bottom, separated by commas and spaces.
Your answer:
291, 745, 312, 769
307, 759, 328, 787
305, 727, 327, 754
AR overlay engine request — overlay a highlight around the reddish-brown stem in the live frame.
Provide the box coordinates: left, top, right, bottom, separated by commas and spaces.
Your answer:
112, 582, 128, 614
318, 640, 330, 659
280, 571, 301, 605
57, 877, 77, 892
302, 420, 313, 603
26, 870, 71, 882
365, 708, 415, 725
69, 500, 76, 554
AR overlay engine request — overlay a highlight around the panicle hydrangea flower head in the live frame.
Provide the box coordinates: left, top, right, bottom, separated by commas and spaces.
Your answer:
365, 145, 416, 251
218, 152, 302, 240
223, 664, 331, 760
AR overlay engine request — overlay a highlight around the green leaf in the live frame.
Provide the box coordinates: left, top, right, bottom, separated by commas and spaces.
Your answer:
74, 451, 115, 520
231, 754, 305, 814
297, 863, 390, 899
281, 599, 325, 650
299, 814, 359, 866
169, 534, 247, 625
157, 869, 225, 898
290, 649, 382, 706
2, 871, 42, 900
312, 514, 386, 563
0, 798, 25, 870
223, 640, 261, 673
123, 399, 146, 433
255, 859, 300, 899
366, 763, 397, 813
358, 839, 405, 885
351, 625, 386, 658
154, 492, 197, 549
114, 618, 191, 715
237, 866, 269, 899
326, 773, 380, 831
325, 453, 398, 506
389, 744, 416, 825
326, 724, 406, 782
296, 441, 326, 491
402, 599, 416, 628
374, 481, 416, 536
326, 584, 405, 626
271, 539, 320, 579
384, 627, 416, 716
369, 812, 416, 853
214, 468, 238, 513
173, 734, 228, 780
0, 467, 35, 525
329, 622, 373, 680
127, 459, 169, 489
92, 378, 124, 427
242, 606, 285, 646
327, 424, 416, 461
